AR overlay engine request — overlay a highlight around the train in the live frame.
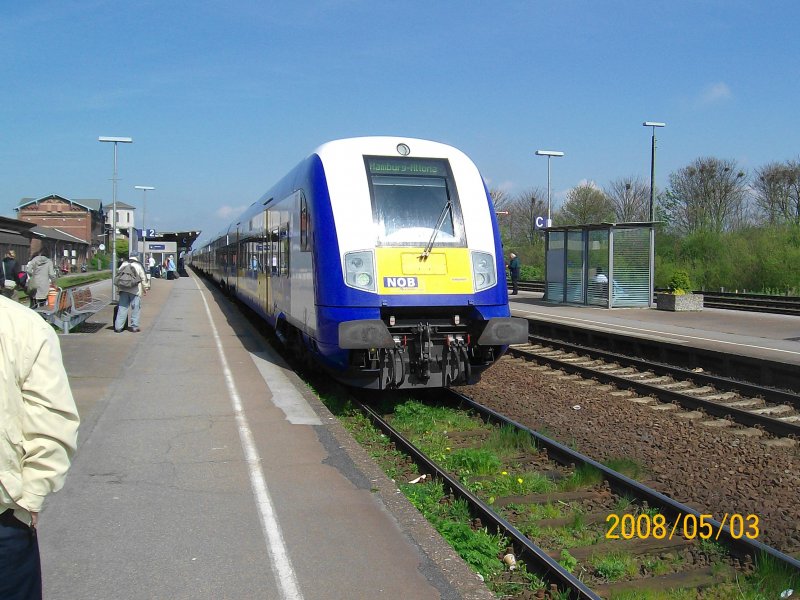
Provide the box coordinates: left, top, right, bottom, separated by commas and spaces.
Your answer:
190, 136, 527, 389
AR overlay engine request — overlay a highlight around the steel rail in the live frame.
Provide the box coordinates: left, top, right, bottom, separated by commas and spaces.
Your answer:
448, 391, 800, 575
517, 335, 800, 410
509, 343, 800, 438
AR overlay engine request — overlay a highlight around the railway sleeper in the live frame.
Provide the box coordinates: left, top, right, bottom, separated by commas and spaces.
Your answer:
548, 534, 691, 562
594, 564, 739, 599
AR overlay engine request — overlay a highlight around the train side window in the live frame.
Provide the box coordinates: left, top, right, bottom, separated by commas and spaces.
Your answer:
280, 224, 289, 276
270, 228, 279, 275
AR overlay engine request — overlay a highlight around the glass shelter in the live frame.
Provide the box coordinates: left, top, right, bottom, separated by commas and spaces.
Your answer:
544, 223, 654, 308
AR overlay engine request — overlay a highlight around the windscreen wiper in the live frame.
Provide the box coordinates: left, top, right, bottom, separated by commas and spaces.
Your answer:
421, 199, 452, 259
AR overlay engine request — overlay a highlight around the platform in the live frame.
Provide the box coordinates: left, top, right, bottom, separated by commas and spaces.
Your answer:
40, 274, 493, 600
510, 291, 800, 367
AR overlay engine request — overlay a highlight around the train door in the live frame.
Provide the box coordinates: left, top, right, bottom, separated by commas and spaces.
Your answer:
266, 217, 280, 316
267, 205, 290, 315
258, 210, 269, 311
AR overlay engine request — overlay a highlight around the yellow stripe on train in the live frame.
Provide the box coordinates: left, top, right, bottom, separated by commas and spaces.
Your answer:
376, 248, 473, 295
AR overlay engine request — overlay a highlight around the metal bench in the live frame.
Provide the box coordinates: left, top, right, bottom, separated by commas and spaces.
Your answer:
50, 286, 111, 334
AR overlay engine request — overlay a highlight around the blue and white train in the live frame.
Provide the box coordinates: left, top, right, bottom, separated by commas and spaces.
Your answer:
191, 137, 527, 389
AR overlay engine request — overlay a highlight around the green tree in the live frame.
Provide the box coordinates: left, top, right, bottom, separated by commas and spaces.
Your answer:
556, 183, 615, 225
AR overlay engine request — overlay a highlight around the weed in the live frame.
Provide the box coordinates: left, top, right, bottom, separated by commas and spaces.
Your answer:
445, 447, 502, 476
559, 549, 578, 573
391, 400, 479, 436
592, 552, 636, 581
741, 552, 800, 599
604, 457, 644, 479
561, 463, 603, 491
436, 520, 505, 579
485, 425, 537, 454
613, 496, 635, 512
481, 471, 554, 497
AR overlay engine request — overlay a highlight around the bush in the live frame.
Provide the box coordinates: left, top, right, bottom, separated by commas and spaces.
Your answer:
668, 270, 691, 294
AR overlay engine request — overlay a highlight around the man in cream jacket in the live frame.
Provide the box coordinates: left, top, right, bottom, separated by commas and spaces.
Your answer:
0, 294, 79, 599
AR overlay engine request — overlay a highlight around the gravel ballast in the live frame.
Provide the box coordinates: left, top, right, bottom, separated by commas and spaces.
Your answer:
459, 356, 800, 554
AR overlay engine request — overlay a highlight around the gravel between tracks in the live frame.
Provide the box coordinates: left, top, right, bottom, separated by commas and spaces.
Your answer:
459, 356, 800, 554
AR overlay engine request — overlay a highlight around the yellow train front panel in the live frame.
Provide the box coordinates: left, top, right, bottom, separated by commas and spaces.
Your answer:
375, 247, 473, 295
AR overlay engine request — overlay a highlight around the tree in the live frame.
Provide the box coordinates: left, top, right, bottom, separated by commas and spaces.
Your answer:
556, 183, 615, 225
605, 177, 649, 222
753, 161, 800, 225
511, 187, 547, 244
660, 157, 748, 234
489, 188, 512, 213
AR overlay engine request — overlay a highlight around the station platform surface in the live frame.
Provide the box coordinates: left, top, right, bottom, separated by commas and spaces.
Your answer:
510, 291, 800, 367
41, 273, 493, 600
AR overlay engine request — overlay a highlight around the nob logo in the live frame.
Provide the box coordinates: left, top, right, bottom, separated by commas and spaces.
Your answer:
384, 276, 418, 289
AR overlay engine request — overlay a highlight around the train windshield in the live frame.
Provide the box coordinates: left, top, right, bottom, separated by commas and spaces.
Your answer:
366, 157, 465, 246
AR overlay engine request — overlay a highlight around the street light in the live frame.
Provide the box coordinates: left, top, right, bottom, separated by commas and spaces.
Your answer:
134, 185, 154, 259
99, 136, 133, 302
643, 121, 665, 308
535, 150, 564, 227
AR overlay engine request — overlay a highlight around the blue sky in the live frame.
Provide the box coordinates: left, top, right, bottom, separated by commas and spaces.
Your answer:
2, 1, 798, 244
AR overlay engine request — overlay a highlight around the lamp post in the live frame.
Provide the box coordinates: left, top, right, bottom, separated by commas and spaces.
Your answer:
99, 136, 133, 302
643, 122, 665, 308
134, 185, 154, 259
535, 150, 564, 227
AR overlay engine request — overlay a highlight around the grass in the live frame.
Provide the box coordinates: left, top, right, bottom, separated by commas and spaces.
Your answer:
390, 399, 480, 435
592, 552, 637, 581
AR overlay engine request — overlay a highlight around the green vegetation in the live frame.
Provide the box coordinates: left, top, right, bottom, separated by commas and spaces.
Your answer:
667, 269, 692, 295
657, 226, 800, 293
500, 216, 800, 296
315, 394, 800, 600
592, 552, 637, 581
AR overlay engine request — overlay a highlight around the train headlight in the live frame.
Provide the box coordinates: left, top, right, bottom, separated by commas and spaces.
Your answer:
471, 251, 496, 292
345, 251, 376, 292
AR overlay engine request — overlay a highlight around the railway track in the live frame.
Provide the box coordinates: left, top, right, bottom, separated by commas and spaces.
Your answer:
354, 391, 800, 599
510, 281, 800, 316
508, 336, 800, 440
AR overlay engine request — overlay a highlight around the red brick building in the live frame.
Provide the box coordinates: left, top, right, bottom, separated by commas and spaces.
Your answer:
16, 195, 107, 246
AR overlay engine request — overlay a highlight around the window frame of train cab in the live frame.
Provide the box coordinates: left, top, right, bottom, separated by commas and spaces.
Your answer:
363, 156, 466, 248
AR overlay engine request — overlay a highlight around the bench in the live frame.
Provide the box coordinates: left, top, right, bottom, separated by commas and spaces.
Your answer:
48, 286, 111, 334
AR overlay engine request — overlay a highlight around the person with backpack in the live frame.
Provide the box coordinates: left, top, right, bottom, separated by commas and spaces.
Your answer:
25, 252, 57, 308
113, 255, 149, 333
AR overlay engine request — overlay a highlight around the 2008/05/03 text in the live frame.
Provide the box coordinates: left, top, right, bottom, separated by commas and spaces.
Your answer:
606, 513, 760, 541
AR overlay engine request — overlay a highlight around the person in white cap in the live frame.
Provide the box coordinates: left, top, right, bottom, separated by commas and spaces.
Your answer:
113, 255, 149, 333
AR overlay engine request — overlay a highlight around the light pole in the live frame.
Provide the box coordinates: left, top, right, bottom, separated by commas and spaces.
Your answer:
99, 136, 133, 302
535, 150, 564, 227
643, 121, 665, 307
134, 185, 154, 259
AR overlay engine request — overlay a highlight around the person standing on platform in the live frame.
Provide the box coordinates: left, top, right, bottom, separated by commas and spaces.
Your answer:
113, 256, 149, 333
0, 294, 80, 600
508, 252, 520, 295
25, 253, 56, 309
2, 249, 20, 300
166, 255, 177, 280
147, 254, 156, 279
